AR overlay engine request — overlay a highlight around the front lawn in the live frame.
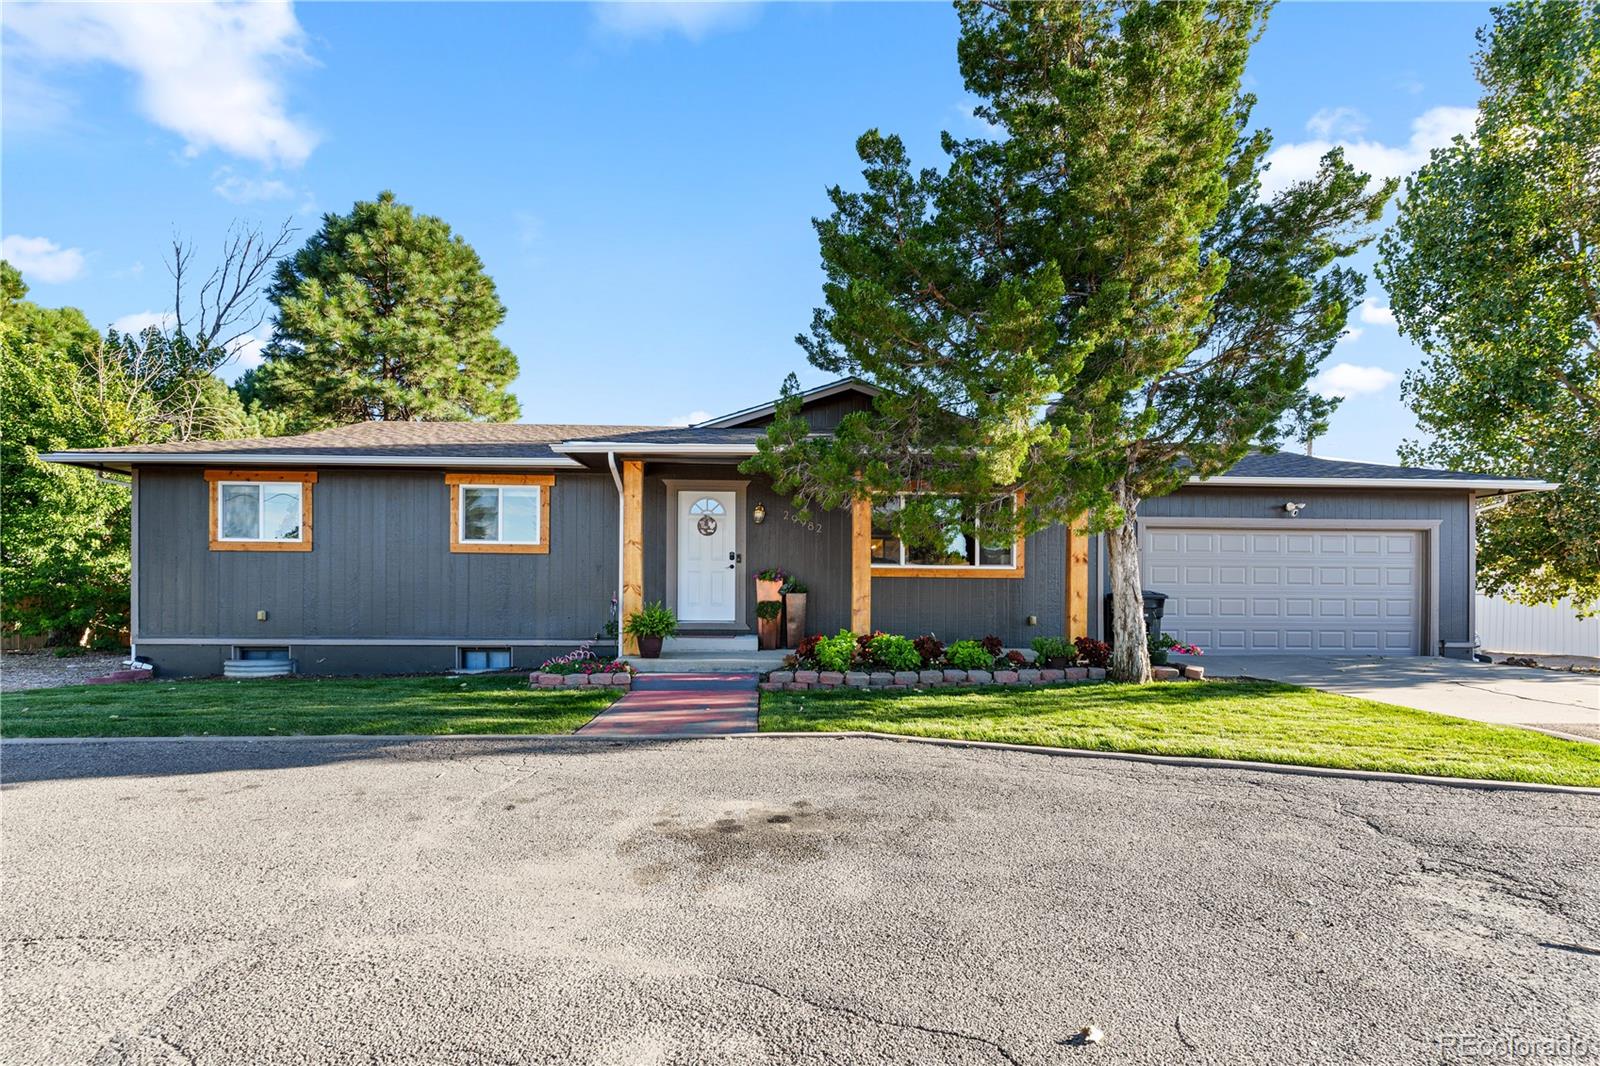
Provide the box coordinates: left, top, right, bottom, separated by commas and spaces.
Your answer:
1, 673, 618, 739
760, 680, 1600, 787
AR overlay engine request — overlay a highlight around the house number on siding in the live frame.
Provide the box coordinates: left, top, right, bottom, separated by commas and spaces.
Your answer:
782, 510, 823, 534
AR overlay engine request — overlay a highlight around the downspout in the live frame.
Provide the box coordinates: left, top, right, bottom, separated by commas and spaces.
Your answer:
607, 451, 624, 652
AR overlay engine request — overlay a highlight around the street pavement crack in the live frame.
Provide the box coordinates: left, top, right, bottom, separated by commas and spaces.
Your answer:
724, 975, 1023, 1065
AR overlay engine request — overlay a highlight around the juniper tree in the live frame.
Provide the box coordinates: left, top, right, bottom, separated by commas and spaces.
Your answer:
748, 0, 1391, 681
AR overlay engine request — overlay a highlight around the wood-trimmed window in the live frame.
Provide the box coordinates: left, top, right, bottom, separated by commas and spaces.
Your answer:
869, 491, 1025, 579
205, 470, 316, 552
446, 473, 553, 554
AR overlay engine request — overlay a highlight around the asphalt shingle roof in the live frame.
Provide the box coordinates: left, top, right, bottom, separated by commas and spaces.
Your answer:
44, 424, 1537, 485
1218, 451, 1517, 483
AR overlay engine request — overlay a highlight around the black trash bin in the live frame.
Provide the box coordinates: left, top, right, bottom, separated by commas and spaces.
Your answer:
1103, 590, 1169, 646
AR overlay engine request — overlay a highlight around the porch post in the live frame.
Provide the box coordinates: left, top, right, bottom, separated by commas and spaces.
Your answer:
1066, 514, 1090, 640
851, 493, 872, 633
622, 459, 644, 655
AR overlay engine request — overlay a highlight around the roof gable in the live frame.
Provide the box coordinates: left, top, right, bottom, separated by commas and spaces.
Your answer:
697, 377, 881, 429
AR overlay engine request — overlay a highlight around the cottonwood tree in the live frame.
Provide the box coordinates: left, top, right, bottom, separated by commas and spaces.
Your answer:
747, 0, 1391, 681
246, 192, 520, 430
1378, 1, 1600, 615
102, 219, 295, 442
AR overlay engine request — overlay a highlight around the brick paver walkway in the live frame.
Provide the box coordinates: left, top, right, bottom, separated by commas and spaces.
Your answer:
577, 673, 759, 737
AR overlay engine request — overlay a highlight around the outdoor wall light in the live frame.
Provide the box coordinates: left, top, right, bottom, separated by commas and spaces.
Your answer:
752, 503, 767, 524
1283, 502, 1308, 517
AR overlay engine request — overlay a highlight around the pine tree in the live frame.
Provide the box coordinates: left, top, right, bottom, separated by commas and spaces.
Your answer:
250, 192, 520, 430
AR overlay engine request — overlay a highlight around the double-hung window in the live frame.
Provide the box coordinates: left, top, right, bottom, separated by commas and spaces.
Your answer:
205, 471, 316, 552
869, 492, 1024, 577
446, 474, 553, 553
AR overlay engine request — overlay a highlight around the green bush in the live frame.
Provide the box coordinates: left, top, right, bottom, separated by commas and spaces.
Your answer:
756, 600, 784, 620
946, 640, 993, 671
815, 630, 858, 673
870, 633, 921, 672
1030, 636, 1077, 662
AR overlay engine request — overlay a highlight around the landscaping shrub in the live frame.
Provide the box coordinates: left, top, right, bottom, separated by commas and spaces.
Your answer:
913, 635, 945, 667
979, 635, 1005, 658
796, 634, 824, 663
870, 633, 921, 672
1074, 637, 1111, 668
1030, 636, 1077, 663
1005, 650, 1027, 667
946, 640, 992, 671
815, 630, 858, 673
755, 600, 784, 620
853, 630, 886, 665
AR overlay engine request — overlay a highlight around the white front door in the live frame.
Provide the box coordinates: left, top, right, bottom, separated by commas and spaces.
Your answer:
677, 491, 737, 622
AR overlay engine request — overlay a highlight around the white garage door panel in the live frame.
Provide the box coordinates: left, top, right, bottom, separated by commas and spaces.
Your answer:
1142, 527, 1420, 656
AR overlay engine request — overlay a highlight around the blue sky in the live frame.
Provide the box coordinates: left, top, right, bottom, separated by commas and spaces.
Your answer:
3, 1, 1490, 462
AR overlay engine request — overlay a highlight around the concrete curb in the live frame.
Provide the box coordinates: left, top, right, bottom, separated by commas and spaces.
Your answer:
4, 730, 1597, 796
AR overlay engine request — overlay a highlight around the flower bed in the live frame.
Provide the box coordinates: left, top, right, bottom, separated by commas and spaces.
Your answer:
529, 643, 636, 688
765, 628, 1205, 690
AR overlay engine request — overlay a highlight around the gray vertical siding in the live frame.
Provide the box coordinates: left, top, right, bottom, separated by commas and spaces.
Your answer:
871, 525, 1068, 646
1090, 486, 1475, 650
136, 466, 617, 642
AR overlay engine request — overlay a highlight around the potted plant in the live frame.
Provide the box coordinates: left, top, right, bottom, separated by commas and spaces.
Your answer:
1149, 632, 1202, 665
781, 577, 808, 648
755, 599, 785, 650
755, 566, 786, 606
624, 601, 678, 658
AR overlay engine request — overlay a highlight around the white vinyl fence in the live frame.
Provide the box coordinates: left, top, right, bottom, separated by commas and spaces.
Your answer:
1475, 595, 1600, 657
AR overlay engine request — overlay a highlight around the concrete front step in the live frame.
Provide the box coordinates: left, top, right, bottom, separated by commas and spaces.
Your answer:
632, 651, 789, 674
662, 634, 758, 653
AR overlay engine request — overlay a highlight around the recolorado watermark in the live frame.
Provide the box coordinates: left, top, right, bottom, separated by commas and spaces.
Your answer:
1437, 1031, 1599, 1061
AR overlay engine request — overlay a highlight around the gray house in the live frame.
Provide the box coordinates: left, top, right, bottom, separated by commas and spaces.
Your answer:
45, 379, 1554, 677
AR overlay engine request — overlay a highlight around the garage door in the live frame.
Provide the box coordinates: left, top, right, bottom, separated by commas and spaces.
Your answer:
1142, 527, 1421, 655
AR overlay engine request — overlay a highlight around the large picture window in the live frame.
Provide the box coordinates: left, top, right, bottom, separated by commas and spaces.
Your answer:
205, 470, 316, 552
446, 473, 553, 554
870, 492, 1024, 578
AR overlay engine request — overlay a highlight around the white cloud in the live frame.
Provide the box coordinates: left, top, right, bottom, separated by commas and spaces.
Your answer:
212, 167, 294, 203
1, 234, 86, 283
1313, 362, 1398, 399
1305, 106, 1366, 140
4, 1, 318, 166
1358, 298, 1396, 327
1339, 327, 1364, 345
111, 310, 175, 335
1260, 105, 1478, 198
592, 1, 758, 42
669, 410, 713, 427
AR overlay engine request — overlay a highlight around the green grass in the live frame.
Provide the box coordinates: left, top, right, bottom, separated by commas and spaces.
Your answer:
1, 673, 618, 739
760, 680, 1600, 787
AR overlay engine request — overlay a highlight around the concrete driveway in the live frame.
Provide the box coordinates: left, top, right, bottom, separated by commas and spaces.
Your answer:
1191, 654, 1600, 737
3, 736, 1597, 1065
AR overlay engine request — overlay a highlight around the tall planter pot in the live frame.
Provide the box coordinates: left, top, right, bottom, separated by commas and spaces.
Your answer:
757, 612, 783, 650
755, 576, 782, 604
783, 592, 807, 648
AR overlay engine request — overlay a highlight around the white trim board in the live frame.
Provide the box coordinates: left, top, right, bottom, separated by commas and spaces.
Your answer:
1137, 517, 1443, 657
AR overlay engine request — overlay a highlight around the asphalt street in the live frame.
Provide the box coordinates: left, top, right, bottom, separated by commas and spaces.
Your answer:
3, 736, 1597, 1065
